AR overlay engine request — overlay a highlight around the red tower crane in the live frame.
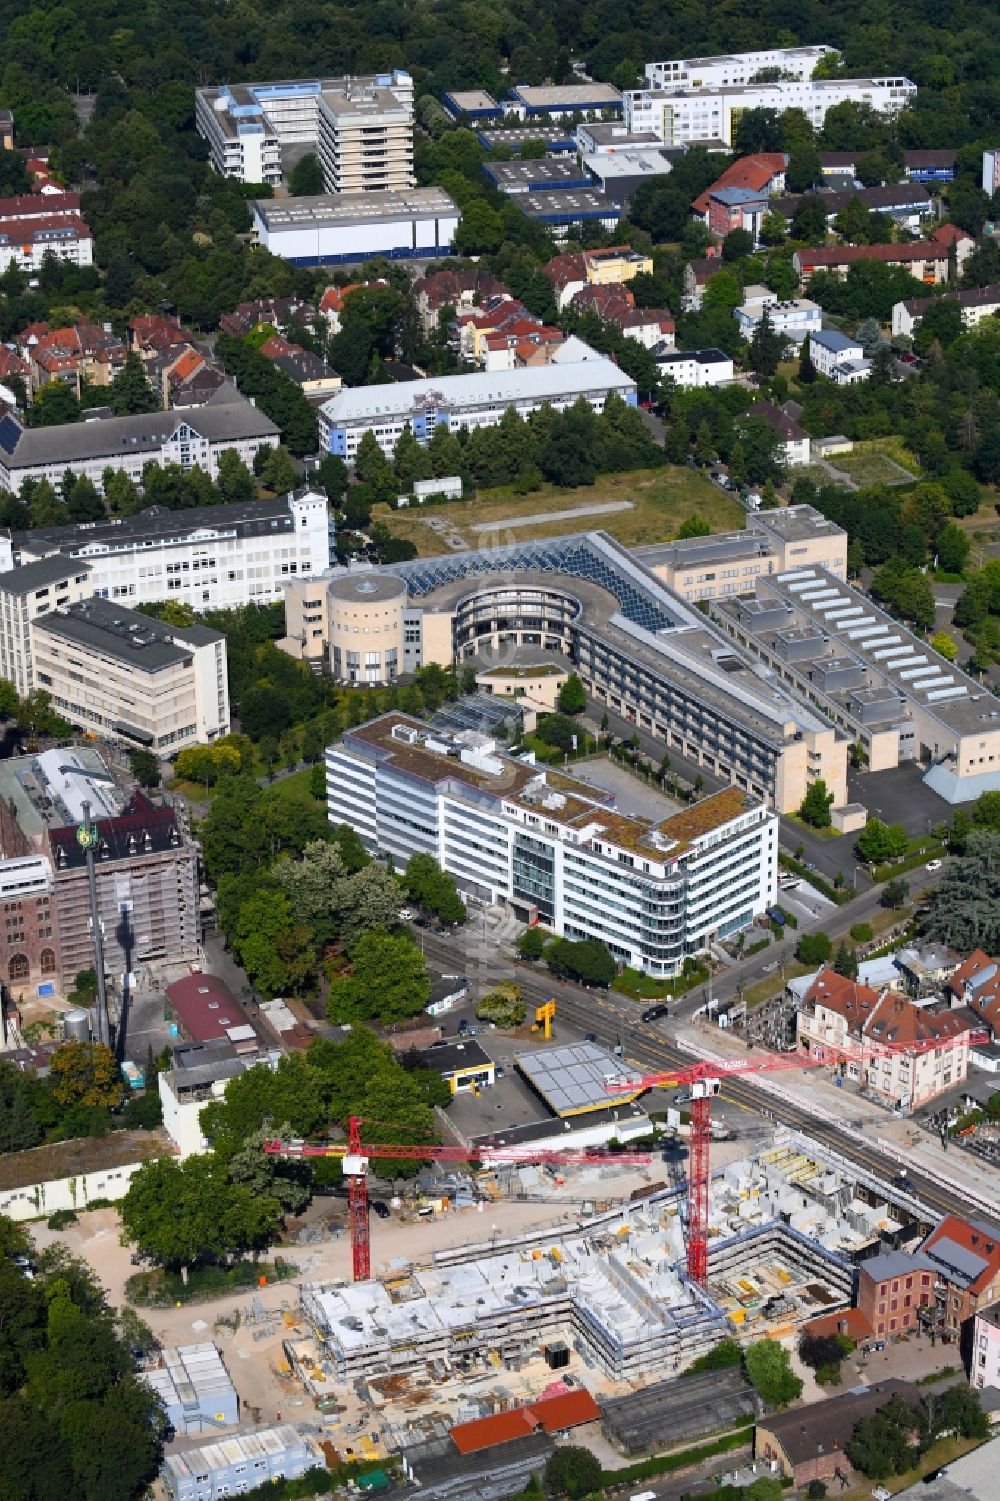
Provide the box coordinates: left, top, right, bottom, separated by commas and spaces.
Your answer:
607, 1028, 986, 1288
264, 1120, 654, 1282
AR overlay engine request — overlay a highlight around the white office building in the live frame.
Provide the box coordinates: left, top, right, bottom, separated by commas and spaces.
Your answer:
0, 554, 93, 697
326, 711, 778, 975
195, 72, 414, 186
319, 337, 636, 462
644, 45, 836, 92
0, 393, 278, 496
626, 76, 916, 147
11, 488, 330, 611
735, 286, 822, 346
253, 186, 458, 268
31, 598, 230, 754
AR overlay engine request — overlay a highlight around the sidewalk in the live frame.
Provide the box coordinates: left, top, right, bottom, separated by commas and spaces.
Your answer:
677, 1024, 1000, 1210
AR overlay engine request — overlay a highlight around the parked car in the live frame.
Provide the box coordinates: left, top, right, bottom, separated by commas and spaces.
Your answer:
583, 1032, 597, 1043
641, 1003, 670, 1022
925, 859, 942, 872
397, 908, 414, 921
371, 1200, 390, 1220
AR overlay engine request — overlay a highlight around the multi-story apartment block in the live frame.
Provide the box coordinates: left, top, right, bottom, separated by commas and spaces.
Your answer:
734, 287, 821, 347
0, 783, 61, 998
290, 528, 847, 813
25, 322, 127, 396
919, 1217, 1000, 1350
626, 76, 915, 148
0, 746, 200, 998
0, 554, 93, 697
792, 225, 973, 287
10, 488, 329, 611
326, 711, 778, 975
713, 565, 1000, 802
972, 1302, 1000, 1392
893, 281, 1000, 339
0, 193, 92, 275
319, 338, 636, 462
316, 84, 414, 193
31, 598, 230, 755
195, 73, 414, 186
796, 969, 971, 1110
856, 1250, 937, 1340
0, 391, 279, 494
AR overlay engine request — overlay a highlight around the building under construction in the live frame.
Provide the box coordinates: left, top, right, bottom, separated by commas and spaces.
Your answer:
300, 1131, 906, 1389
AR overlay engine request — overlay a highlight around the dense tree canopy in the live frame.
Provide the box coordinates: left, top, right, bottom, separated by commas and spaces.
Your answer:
0, 1227, 164, 1501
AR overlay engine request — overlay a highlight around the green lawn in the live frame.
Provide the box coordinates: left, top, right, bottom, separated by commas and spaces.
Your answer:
375, 467, 745, 557
614, 963, 709, 1000
830, 439, 922, 488
266, 766, 324, 807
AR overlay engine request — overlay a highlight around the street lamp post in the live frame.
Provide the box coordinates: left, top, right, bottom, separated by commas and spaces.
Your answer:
77, 800, 110, 1049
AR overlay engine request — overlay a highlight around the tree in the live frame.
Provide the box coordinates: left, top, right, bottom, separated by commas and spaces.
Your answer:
518, 927, 547, 960
677, 512, 711, 539
881, 877, 909, 909
556, 673, 587, 715
792, 194, 830, 243
29, 380, 81, 427
545, 936, 616, 988
786, 145, 822, 193
119, 1155, 282, 1274
748, 308, 789, 378
845, 1394, 922, 1480
477, 982, 526, 1028
127, 748, 160, 788
733, 107, 782, 154
936, 521, 970, 575
542, 1446, 602, 1499
832, 941, 858, 979
796, 932, 833, 964
806, 1483, 828, 1501
924, 830, 1000, 951
926, 1382, 989, 1442
327, 930, 430, 1023
743, 1338, 803, 1406
288, 151, 324, 196
216, 448, 257, 503
723, 228, 754, 262
930, 630, 958, 661
233, 887, 317, 996
856, 817, 908, 865
48, 1042, 123, 1110
107, 353, 157, 416
338, 862, 407, 949
260, 445, 298, 495
273, 838, 347, 946
799, 778, 834, 828
798, 334, 817, 384
402, 852, 466, 924
800, 1331, 854, 1385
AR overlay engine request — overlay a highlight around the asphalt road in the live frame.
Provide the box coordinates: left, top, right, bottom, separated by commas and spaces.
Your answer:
416, 925, 985, 1227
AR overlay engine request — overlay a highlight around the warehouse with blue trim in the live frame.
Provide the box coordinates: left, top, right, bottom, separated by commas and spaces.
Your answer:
252, 187, 459, 266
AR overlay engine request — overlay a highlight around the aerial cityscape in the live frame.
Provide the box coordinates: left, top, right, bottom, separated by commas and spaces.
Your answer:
3, 8, 1000, 1501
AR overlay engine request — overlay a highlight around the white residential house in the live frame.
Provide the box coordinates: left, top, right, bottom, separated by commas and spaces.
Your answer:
809, 328, 870, 384
654, 346, 734, 387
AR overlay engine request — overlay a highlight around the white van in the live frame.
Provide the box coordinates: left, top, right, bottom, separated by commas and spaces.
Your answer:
630, 1491, 658, 1501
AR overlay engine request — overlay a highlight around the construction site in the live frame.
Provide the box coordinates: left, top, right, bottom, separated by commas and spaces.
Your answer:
283, 1129, 919, 1451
